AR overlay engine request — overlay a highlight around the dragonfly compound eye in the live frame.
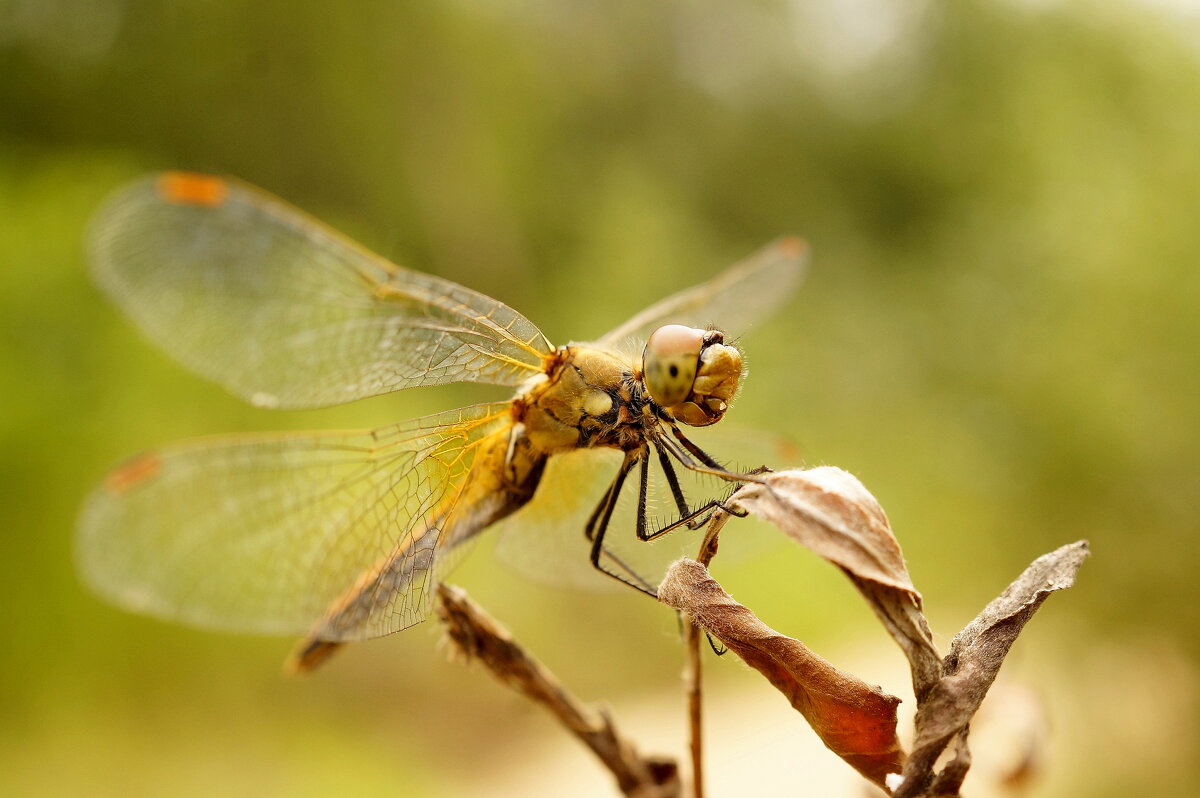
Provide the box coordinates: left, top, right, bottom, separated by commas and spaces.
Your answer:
643, 325, 704, 407
642, 325, 744, 426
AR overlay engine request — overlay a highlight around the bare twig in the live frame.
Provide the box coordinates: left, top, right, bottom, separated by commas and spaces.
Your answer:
701, 468, 1089, 797
683, 616, 704, 798
682, 509, 731, 798
436, 584, 680, 798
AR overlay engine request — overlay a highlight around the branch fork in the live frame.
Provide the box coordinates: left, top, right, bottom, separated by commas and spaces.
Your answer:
435, 467, 1089, 798
662, 468, 1089, 797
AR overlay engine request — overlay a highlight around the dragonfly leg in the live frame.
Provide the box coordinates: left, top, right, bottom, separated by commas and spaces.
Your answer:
587, 450, 657, 597
657, 444, 734, 531
600, 450, 657, 590
705, 631, 728, 656
672, 426, 727, 470
598, 547, 657, 593
636, 446, 715, 541
713, 501, 750, 519
655, 428, 722, 476
701, 464, 772, 519
583, 487, 606, 542
635, 428, 766, 541
693, 463, 775, 523
634, 445, 650, 540
640, 498, 723, 541
654, 440, 692, 519
671, 612, 728, 655
678, 483, 754, 530
658, 426, 764, 484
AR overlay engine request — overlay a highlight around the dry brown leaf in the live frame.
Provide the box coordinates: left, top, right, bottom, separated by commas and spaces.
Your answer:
727, 468, 943, 698
659, 558, 905, 788
892, 540, 1090, 798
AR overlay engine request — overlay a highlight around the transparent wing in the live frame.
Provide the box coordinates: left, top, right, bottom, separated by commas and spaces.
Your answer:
598, 238, 809, 351
77, 403, 515, 641
493, 448, 623, 592
88, 173, 553, 409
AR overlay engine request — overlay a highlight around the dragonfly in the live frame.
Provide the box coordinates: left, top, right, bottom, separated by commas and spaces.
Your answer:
77, 171, 808, 672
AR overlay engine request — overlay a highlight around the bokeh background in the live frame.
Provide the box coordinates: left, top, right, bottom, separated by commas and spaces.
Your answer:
2, 1, 1197, 796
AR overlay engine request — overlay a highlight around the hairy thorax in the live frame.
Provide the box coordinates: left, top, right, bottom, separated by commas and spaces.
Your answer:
514, 345, 652, 456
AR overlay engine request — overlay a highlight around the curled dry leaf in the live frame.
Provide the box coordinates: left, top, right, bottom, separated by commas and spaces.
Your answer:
893, 540, 1090, 798
727, 468, 943, 698
659, 558, 904, 788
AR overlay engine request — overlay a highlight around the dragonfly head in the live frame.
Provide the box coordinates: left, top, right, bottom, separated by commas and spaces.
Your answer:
641, 324, 743, 427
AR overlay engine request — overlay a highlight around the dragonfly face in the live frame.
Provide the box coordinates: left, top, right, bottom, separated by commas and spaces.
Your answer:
641, 325, 743, 427
77, 171, 808, 670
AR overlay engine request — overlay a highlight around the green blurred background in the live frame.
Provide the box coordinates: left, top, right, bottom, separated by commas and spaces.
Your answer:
2, 1, 1197, 795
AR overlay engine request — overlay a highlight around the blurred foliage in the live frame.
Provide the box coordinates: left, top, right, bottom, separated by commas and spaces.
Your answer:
1, 0, 1197, 796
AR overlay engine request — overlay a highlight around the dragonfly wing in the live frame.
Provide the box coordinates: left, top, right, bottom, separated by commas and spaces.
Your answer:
492, 448, 624, 592
88, 173, 553, 409
77, 403, 515, 641
598, 238, 809, 350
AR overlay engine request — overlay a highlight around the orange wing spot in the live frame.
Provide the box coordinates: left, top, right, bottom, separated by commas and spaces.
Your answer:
776, 236, 808, 257
104, 452, 163, 495
156, 171, 229, 207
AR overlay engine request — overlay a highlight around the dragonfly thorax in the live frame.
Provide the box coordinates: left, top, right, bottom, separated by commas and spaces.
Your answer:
516, 345, 657, 455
